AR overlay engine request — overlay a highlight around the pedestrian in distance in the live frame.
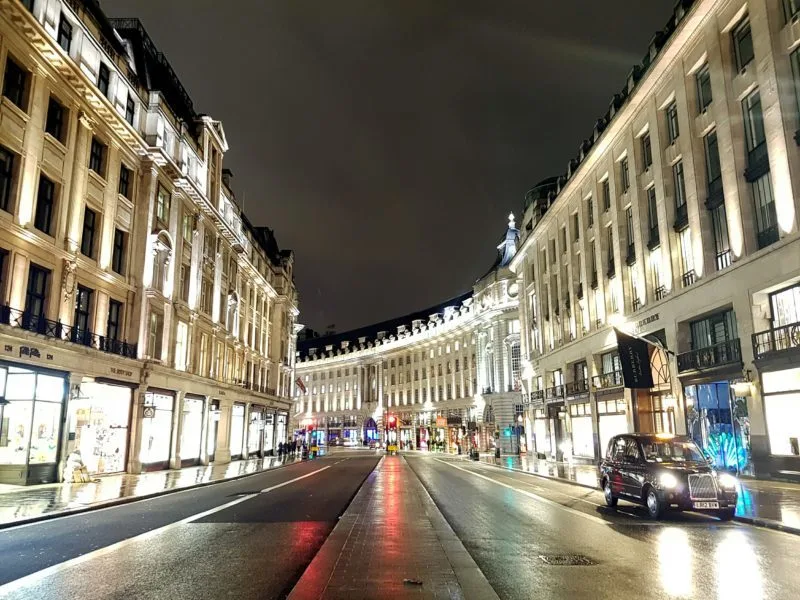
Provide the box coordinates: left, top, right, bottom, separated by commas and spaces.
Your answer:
278, 442, 283, 458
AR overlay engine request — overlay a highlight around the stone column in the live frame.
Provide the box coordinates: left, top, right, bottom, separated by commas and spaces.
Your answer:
64, 113, 93, 254
126, 384, 149, 473
15, 70, 47, 229
169, 391, 186, 469
200, 395, 211, 465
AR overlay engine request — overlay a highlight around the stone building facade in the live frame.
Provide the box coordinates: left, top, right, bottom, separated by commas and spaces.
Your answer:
0, 0, 298, 483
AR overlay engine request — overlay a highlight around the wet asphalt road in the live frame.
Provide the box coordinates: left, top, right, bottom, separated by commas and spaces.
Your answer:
0, 452, 380, 600
406, 455, 800, 600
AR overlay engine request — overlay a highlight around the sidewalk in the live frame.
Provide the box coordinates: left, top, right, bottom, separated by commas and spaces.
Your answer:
478, 454, 800, 533
0, 455, 300, 527
288, 455, 498, 600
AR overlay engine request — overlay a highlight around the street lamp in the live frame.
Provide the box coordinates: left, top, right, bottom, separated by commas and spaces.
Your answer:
516, 414, 523, 456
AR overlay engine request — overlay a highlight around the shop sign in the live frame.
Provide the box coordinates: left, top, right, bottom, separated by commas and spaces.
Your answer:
4, 344, 54, 361
217, 390, 226, 396
110, 367, 134, 378
446, 416, 463, 426
143, 406, 156, 418
435, 416, 447, 427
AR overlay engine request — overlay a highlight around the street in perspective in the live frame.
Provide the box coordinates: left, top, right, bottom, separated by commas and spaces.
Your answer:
2, 0, 800, 598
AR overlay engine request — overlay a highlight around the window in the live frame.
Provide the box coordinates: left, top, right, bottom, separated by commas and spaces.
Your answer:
118, 165, 131, 199
690, 310, 737, 350
26, 264, 49, 322
710, 203, 731, 270
112, 228, 126, 274
107, 299, 122, 342
125, 93, 135, 125
147, 310, 163, 359
155, 184, 170, 227
81, 207, 97, 258
0, 146, 15, 212
589, 240, 598, 286
34, 175, 55, 235
179, 264, 190, 302
57, 13, 73, 52
620, 157, 630, 192
602, 179, 611, 211
587, 196, 594, 228
97, 63, 110, 97
625, 207, 635, 258
732, 19, 754, 72
742, 90, 766, 156
666, 102, 679, 143
561, 226, 567, 253
89, 138, 106, 176
673, 161, 687, 211
606, 227, 615, 277
679, 228, 695, 285
45, 97, 66, 142
199, 333, 209, 376
200, 277, 212, 313
696, 64, 712, 111
175, 322, 189, 371
704, 130, 722, 186
641, 134, 652, 170
21, 0, 34, 10
646, 187, 659, 247
572, 213, 580, 240
182, 212, 193, 243
752, 174, 779, 249
2, 57, 28, 110
74, 285, 93, 340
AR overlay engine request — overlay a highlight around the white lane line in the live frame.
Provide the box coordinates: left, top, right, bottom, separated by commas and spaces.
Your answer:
434, 459, 610, 526
0, 465, 332, 596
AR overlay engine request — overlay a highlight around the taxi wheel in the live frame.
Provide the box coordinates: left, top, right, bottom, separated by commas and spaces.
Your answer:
718, 508, 736, 521
603, 479, 618, 507
645, 487, 665, 519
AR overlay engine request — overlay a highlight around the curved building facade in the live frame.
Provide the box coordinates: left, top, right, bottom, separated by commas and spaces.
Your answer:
293, 216, 522, 453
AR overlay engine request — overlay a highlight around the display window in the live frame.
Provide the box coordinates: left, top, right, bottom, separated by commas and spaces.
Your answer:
139, 392, 174, 468
0, 365, 65, 469
569, 402, 594, 458
230, 403, 245, 458
597, 398, 627, 458
69, 382, 132, 474
207, 400, 220, 459
263, 412, 275, 454
764, 368, 800, 457
248, 406, 264, 455
181, 397, 204, 462
276, 412, 287, 447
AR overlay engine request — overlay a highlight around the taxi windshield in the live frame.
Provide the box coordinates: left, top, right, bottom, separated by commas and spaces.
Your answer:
641, 439, 706, 463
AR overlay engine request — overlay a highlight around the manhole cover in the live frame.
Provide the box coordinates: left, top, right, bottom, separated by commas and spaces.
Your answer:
538, 554, 596, 566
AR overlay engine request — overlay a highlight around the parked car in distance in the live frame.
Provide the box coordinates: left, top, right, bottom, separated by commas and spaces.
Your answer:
343, 439, 358, 447
599, 433, 738, 520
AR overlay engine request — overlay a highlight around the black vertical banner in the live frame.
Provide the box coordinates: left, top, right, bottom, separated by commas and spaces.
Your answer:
614, 328, 654, 389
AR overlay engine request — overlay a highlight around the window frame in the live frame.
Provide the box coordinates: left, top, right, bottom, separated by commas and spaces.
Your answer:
124, 93, 135, 125
111, 228, 126, 275
81, 206, 98, 258
2, 56, 28, 110
106, 299, 123, 342
57, 13, 73, 53
25, 264, 50, 320
118, 165, 131, 199
696, 64, 713, 112
0, 146, 15, 213
45, 96, 66, 143
732, 18, 755, 72
97, 63, 110, 97
34, 174, 55, 235
666, 102, 680, 143
89, 137, 106, 176
620, 157, 630, 192
641, 133, 652, 171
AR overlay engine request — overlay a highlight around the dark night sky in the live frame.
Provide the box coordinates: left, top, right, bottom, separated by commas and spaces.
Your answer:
102, 0, 675, 332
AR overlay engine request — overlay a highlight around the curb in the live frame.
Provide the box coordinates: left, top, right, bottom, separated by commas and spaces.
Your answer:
473, 457, 800, 537
0, 458, 306, 531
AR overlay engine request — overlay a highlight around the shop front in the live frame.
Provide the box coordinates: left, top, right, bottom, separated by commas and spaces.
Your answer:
207, 399, 221, 462
596, 396, 628, 459
0, 361, 67, 484
263, 410, 275, 455
139, 390, 175, 472
276, 412, 288, 447
68, 381, 133, 475
761, 367, 800, 472
532, 407, 548, 458
685, 381, 751, 474
546, 402, 567, 460
230, 403, 246, 459
180, 395, 204, 466
248, 405, 265, 456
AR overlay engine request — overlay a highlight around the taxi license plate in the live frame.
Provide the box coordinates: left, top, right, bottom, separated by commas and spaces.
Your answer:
693, 501, 719, 509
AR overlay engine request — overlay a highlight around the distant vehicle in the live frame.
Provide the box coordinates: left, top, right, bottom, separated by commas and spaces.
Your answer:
343, 439, 357, 447
599, 433, 738, 520
368, 440, 379, 449
330, 438, 344, 447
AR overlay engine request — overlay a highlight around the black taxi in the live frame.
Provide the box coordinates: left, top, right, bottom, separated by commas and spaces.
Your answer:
599, 433, 738, 520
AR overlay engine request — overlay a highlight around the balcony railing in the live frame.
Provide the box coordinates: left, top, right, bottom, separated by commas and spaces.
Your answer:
654, 285, 667, 300
757, 224, 779, 249
592, 370, 624, 389
632, 297, 641, 311
677, 338, 742, 373
545, 385, 564, 401
673, 202, 688, 231
752, 321, 800, 360
565, 379, 589, 395
715, 250, 732, 271
529, 389, 544, 403
682, 270, 696, 288
0, 306, 137, 359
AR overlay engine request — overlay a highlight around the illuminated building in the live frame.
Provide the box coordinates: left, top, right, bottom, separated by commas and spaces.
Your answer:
293, 216, 522, 454
0, 0, 298, 483
511, 0, 800, 477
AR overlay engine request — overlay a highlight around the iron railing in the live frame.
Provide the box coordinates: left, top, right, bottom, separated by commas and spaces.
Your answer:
545, 385, 564, 402
592, 370, 624, 388
565, 379, 589, 395
682, 270, 697, 288
677, 338, 741, 373
654, 285, 668, 301
752, 321, 800, 360
0, 305, 137, 359
715, 250, 732, 271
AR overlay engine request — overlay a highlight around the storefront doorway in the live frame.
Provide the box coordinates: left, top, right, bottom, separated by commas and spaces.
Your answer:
597, 397, 628, 459
139, 391, 174, 471
207, 399, 220, 462
276, 412, 287, 447
180, 396, 204, 466
547, 403, 566, 460
68, 382, 132, 475
568, 402, 594, 459
248, 405, 264, 456
0, 363, 67, 484
230, 403, 245, 459
263, 411, 275, 455
532, 408, 548, 457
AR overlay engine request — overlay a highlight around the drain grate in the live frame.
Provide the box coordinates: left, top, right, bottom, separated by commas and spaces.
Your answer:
538, 554, 596, 566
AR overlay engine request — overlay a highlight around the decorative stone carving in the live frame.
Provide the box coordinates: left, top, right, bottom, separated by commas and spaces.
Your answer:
61, 257, 78, 301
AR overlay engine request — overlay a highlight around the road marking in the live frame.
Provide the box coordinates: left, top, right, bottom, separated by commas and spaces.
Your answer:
0, 465, 331, 595
434, 458, 610, 526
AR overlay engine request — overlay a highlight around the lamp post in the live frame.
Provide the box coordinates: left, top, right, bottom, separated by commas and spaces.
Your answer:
516, 414, 523, 456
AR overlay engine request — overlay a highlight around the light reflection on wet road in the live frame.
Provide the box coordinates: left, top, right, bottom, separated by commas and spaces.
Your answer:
408, 455, 799, 600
